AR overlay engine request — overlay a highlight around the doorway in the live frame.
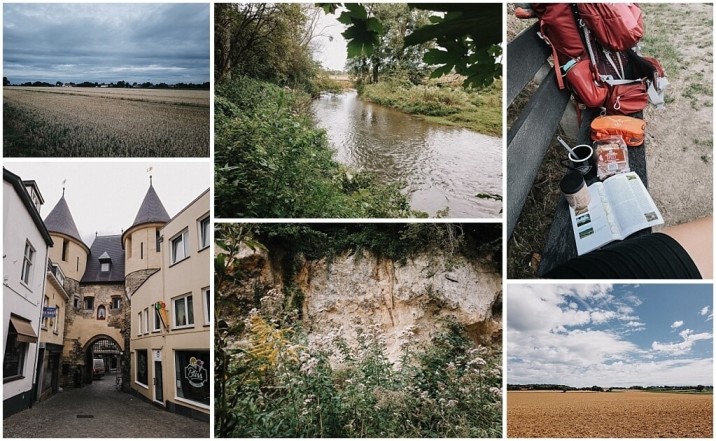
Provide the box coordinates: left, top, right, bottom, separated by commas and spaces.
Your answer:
154, 360, 163, 404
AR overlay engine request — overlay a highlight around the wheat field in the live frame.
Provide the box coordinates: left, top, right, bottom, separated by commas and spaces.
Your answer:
507, 390, 713, 438
4, 87, 209, 157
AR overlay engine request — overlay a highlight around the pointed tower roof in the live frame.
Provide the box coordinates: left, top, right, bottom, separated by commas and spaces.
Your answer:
129, 182, 170, 229
44, 194, 85, 246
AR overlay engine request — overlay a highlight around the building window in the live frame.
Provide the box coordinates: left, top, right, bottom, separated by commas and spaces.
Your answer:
97, 305, 106, 320
203, 288, 210, 325
198, 215, 210, 250
53, 305, 60, 333
100, 262, 110, 272
85, 297, 94, 310
143, 308, 149, 335
173, 294, 194, 328
136, 349, 148, 387
111, 297, 121, 309
140, 242, 144, 260
156, 231, 161, 252
42, 296, 50, 329
3, 316, 36, 381
153, 307, 161, 332
61, 239, 69, 261
127, 236, 132, 258
175, 350, 209, 406
21, 241, 35, 285
170, 230, 188, 264
137, 312, 143, 336
3, 329, 26, 380
73, 295, 80, 309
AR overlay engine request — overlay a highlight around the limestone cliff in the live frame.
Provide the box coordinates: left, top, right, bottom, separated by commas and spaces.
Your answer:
235, 246, 502, 360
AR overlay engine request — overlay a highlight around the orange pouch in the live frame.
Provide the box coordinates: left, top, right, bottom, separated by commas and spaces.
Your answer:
564, 59, 608, 108
590, 115, 645, 147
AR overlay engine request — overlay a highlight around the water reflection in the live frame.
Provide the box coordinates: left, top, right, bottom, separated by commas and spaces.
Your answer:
312, 90, 502, 218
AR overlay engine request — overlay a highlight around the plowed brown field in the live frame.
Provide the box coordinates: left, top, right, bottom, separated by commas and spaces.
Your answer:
508, 390, 713, 438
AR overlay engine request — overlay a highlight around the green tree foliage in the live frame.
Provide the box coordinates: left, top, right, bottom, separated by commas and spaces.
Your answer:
214, 76, 414, 218
320, 3, 502, 88
215, 3, 321, 93
343, 4, 433, 85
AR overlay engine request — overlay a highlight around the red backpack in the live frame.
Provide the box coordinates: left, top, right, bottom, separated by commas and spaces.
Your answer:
529, 3, 665, 115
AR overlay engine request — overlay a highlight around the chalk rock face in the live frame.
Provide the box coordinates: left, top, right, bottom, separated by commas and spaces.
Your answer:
297, 251, 501, 360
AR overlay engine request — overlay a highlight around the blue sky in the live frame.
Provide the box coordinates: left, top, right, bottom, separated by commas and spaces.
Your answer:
4, 4, 209, 84
507, 284, 713, 387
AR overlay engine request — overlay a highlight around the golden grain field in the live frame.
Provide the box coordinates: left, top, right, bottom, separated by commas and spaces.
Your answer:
507, 390, 713, 438
4, 87, 209, 157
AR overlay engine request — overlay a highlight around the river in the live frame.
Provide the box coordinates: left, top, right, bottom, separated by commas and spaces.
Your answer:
312, 90, 502, 218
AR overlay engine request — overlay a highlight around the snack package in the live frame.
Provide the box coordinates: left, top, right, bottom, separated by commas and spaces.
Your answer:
590, 115, 645, 147
595, 136, 630, 180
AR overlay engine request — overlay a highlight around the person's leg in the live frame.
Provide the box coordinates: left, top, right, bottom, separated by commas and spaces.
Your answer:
659, 216, 713, 279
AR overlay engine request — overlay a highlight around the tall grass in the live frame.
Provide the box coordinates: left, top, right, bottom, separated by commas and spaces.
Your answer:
220, 313, 502, 438
359, 79, 502, 136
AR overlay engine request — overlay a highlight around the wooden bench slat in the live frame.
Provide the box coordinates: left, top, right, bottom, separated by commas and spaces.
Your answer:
507, 22, 552, 107
506, 69, 570, 239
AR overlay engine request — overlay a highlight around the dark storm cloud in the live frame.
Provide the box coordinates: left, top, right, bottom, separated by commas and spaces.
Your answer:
3, 3, 209, 84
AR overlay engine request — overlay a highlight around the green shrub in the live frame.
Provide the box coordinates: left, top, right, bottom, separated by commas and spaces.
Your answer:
214, 77, 415, 218
222, 314, 502, 438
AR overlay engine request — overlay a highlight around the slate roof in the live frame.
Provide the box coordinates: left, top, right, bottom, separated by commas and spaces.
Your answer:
4, 168, 53, 246
129, 184, 170, 229
81, 235, 125, 283
44, 195, 85, 247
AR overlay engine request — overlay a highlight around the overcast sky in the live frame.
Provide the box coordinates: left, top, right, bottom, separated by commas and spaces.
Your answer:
5, 161, 210, 246
4, 3, 209, 84
507, 284, 713, 387
311, 9, 347, 72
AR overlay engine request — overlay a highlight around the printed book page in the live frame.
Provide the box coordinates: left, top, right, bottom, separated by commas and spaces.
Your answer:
569, 172, 664, 255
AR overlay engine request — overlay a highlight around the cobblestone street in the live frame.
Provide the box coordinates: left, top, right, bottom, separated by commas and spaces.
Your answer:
3, 377, 210, 438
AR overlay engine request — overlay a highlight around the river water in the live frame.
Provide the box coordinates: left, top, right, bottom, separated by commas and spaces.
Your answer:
312, 90, 502, 218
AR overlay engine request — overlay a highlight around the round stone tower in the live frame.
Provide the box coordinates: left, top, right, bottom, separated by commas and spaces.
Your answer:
122, 178, 170, 296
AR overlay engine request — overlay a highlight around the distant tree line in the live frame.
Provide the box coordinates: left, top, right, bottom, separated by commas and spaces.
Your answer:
3, 77, 209, 89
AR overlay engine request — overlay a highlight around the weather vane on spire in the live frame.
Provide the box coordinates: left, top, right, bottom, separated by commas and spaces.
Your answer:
62, 179, 67, 196
147, 166, 153, 185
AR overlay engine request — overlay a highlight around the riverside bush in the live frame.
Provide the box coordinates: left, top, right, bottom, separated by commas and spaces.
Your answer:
359, 79, 502, 136
214, 77, 414, 218
225, 313, 502, 438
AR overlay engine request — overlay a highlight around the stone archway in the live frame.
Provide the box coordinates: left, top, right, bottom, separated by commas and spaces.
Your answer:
81, 335, 123, 385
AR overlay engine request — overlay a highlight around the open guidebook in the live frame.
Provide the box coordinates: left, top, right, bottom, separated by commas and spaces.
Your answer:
569, 171, 664, 255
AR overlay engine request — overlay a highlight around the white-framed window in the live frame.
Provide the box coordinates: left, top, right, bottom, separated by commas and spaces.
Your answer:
111, 297, 121, 309
73, 295, 80, 309
42, 296, 50, 329
198, 215, 210, 250
53, 305, 60, 333
143, 307, 149, 334
170, 230, 188, 264
21, 241, 35, 285
153, 307, 161, 332
100, 262, 110, 272
137, 311, 143, 336
203, 288, 210, 325
174, 350, 209, 407
173, 294, 194, 328
135, 349, 148, 387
